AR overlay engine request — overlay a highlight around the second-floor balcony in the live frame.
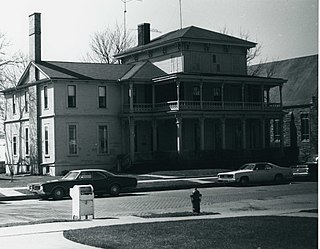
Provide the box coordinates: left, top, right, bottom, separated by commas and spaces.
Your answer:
123, 100, 282, 113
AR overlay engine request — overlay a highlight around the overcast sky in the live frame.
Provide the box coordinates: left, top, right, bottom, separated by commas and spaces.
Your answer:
1, 0, 318, 64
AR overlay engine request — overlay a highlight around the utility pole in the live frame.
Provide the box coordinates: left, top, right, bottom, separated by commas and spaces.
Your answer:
179, 0, 183, 29
121, 0, 142, 39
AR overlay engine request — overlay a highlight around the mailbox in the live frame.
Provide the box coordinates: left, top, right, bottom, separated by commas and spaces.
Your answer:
70, 185, 94, 220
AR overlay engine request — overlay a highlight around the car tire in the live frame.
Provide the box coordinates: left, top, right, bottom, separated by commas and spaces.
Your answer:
274, 174, 284, 184
110, 184, 120, 196
52, 187, 65, 200
240, 176, 249, 186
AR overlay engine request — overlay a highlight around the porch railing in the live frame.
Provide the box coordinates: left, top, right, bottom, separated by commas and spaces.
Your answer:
123, 101, 282, 113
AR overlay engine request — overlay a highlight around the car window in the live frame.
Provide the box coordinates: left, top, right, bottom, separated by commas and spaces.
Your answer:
265, 164, 272, 170
79, 172, 92, 180
93, 172, 106, 180
62, 171, 79, 180
255, 164, 265, 170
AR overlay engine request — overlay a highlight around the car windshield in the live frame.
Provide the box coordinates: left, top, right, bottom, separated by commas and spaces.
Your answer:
239, 164, 255, 170
62, 171, 79, 180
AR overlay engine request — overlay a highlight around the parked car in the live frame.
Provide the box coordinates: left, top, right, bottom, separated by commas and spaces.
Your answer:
217, 162, 293, 186
291, 161, 318, 181
28, 169, 137, 200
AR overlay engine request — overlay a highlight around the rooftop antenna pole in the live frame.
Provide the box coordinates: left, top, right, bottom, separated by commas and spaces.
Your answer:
121, 0, 142, 39
179, 0, 182, 29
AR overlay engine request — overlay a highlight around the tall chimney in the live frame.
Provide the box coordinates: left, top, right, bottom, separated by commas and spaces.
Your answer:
29, 13, 41, 62
138, 23, 150, 46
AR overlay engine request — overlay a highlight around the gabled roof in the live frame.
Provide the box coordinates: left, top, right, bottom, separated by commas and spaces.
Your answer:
116, 26, 256, 57
34, 61, 133, 81
119, 61, 166, 81
250, 55, 318, 106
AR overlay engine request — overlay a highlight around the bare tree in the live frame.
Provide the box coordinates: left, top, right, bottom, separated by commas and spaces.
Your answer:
85, 23, 135, 64
219, 27, 263, 66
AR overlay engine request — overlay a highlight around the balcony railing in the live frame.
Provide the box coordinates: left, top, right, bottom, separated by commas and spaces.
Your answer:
123, 101, 282, 113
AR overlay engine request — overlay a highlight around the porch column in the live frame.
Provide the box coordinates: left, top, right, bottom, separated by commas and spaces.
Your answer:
200, 117, 205, 150
221, 117, 226, 149
241, 118, 246, 149
176, 116, 183, 154
129, 82, 134, 113
121, 85, 124, 113
129, 117, 135, 163
261, 118, 266, 148
152, 118, 157, 152
200, 81, 203, 110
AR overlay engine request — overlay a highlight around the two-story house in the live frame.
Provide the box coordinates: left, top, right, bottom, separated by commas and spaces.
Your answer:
2, 13, 286, 175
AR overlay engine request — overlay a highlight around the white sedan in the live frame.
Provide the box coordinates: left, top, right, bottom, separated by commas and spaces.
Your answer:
217, 162, 293, 186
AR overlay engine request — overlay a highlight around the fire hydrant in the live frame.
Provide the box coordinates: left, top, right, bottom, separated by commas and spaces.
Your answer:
190, 188, 202, 213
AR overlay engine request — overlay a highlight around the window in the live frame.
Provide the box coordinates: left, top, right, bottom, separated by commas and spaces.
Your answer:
79, 172, 92, 180
192, 86, 200, 101
67, 85, 76, 108
25, 91, 29, 113
273, 119, 280, 142
98, 125, 108, 154
44, 126, 49, 156
212, 54, 217, 63
13, 136, 17, 156
301, 113, 310, 141
12, 94, 16, 114
98, 86, 107, 108
44, 86, 48, 109
223, 45, 229, 53
25, 128, 29, 155
213, 87, 221, 101
68, 125, 78, 155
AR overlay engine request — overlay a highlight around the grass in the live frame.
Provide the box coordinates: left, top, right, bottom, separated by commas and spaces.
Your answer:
64, 216, 318, 249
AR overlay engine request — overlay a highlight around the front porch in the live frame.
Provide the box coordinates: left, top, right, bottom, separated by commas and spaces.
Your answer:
119, 116, 286, 171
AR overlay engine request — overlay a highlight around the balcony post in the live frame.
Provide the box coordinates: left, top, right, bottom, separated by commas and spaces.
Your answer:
221, 82, 225, 110
280, 117, 284, 153
129, 82, 134, 113
176, 116, 183, 154
152, 84, 155, 111
241, 83, 245, 109
261, 85, 265, 110
176, 80, 180, 110
279, 85, 283, 109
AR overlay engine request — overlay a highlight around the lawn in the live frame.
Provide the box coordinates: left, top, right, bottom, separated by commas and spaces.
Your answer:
64, 216, 318, 249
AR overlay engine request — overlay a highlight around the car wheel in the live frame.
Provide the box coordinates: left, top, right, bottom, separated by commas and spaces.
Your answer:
274, 174, 284, 184
110, 184, 120, 196
52, 187, 65, 200
240, 176, 249, 186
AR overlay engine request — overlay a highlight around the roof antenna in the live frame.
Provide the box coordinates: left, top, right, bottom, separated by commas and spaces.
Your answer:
179, 0, 183, 29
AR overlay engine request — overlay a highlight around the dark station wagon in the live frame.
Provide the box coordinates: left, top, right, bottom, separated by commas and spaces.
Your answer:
28, 169, 138, 200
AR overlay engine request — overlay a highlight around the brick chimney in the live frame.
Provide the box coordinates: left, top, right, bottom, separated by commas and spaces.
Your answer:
138, 23, 150, 46
29, 13, 41, 62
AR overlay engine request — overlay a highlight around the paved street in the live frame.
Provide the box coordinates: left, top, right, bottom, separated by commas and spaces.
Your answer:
0, 181, 317, 226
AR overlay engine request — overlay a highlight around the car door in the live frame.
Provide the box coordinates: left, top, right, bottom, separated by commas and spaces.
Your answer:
251, 163, 269, 183
91, 172, 108, 194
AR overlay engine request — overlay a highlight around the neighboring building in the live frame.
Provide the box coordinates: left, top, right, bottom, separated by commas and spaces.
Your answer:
2, 13, 286, 175
251, 55, 318, 163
